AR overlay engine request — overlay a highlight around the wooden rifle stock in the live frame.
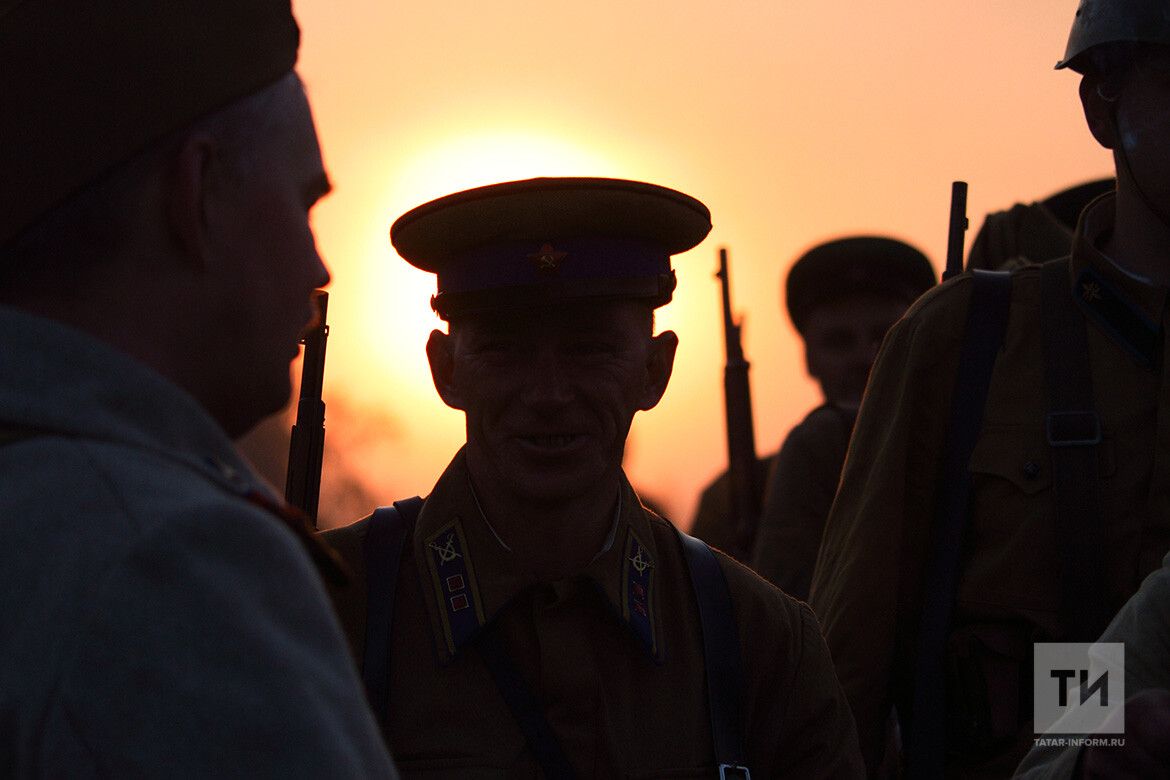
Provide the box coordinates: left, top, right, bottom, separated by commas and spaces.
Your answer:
285, 290, 329, 527
716, 247, 761, 561
943, 181, 969, 281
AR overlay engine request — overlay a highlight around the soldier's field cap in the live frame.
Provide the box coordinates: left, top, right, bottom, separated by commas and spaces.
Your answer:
391, 177, 712, 320
786, 236, 935, 334
0, 0, 300, 246
1057, 0, 1170, 72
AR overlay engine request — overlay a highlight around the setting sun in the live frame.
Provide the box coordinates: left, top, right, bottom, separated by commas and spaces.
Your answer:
259, 0, 1112, 528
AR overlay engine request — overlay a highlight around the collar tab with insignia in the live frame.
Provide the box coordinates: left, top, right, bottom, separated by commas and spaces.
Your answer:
1074, 267, 1161, 369
621, 527, 659, 660
423, 519, 486, 654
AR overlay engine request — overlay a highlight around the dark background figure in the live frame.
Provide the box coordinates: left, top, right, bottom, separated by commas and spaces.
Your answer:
810, 0, 1170, 776
690, 236, 934, 585
321, 177, 863, 778
0, 2, 394, 775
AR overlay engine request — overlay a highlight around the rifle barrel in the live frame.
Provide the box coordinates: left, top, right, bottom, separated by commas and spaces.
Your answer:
285, 290, 329, 526
716, 247, 761, 562
943, 181, 969, 281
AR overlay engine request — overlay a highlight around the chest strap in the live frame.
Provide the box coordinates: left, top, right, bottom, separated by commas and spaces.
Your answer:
907, 269, 1013, 779
361, 501, 749, 779
1040, 259, 1110, 640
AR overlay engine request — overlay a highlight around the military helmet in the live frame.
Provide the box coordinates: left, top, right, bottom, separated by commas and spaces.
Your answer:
1057, 0, 1170, 72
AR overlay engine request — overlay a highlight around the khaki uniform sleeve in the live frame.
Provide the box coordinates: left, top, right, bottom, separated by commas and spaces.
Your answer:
776, 603, 866, 778
808, 282, 967, 772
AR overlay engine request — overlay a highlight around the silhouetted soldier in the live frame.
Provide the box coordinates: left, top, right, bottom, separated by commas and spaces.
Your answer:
0, 2, 395, 775
810, 0, 1170, 776
691, 237, 934, 595
323, 177, 863, 778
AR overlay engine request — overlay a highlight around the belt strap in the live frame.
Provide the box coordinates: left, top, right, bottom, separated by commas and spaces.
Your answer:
1040, 259, 1111, 640
907, 269, 1012, 779
678, 530, 751, 779
361, 496, 423, 728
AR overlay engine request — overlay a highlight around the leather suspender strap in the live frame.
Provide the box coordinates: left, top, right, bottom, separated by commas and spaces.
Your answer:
1040, 259, 1111, 640
361, 501, 748, 779
907, 269, 1013, 779
678, 530, 751, 780
360, 495, 576, 777
474, 624, 579, 779
361, 496, 423, 728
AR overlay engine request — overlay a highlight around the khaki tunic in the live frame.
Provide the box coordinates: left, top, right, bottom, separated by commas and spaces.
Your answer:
810, 194, 1170, 777
751, 404, 855, 601
325, 449, 863, 778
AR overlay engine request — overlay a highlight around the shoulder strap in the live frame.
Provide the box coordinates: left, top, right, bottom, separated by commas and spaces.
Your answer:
677, 529, 751, 779
474, 624, 579, 778
361, 496, 423, 729
906, 269, 1013, 779
1040, 259, 1110, 640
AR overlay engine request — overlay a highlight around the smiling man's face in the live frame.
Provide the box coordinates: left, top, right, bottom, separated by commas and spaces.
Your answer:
427, 297, 676, 507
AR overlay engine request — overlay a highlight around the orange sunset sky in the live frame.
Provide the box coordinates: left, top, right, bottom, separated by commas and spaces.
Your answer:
247, 0, 1113, 528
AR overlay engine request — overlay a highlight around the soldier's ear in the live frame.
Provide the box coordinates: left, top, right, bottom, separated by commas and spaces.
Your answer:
1080, 74, 1121, 150
164, 132, 217, 269
638, 330, 678, 411
427, 329, 465, 410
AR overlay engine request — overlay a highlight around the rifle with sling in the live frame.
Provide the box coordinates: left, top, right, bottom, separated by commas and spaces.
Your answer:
716, 247, 762, 563
285, 289, 329, 527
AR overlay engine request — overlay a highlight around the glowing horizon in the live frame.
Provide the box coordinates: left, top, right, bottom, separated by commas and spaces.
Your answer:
270, 0, 1111, 528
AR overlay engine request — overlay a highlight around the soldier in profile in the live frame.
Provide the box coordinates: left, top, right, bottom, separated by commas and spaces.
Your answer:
0, 1, 395, 775
690, 237, 934, 594
323, 177, 863, 777
810, 0, 1170, 775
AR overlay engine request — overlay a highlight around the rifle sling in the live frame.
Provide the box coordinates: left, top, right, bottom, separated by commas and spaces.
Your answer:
906, 269, 1012, 778
1040, 259, 1110, 640
361, 499, 750, 778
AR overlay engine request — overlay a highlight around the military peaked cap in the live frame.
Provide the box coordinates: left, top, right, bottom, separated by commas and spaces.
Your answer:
391, 177, 713, 320
0, 0, 300, 246
786, 236, 935, 335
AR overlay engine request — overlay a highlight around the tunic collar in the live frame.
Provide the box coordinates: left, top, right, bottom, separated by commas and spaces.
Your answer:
1070, 193, 1167, 368
414, 448, 663, 663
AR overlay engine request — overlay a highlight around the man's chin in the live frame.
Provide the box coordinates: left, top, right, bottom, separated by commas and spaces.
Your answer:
224, 379, 294, 440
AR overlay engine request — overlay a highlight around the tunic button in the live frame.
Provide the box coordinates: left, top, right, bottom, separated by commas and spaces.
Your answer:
1023, 461, 1041, 479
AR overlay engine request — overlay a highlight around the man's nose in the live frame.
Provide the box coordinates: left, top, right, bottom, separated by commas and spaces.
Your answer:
523, 346, 574, 406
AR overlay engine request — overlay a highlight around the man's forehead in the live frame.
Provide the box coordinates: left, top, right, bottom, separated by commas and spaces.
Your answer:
454, 299, 651, 334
